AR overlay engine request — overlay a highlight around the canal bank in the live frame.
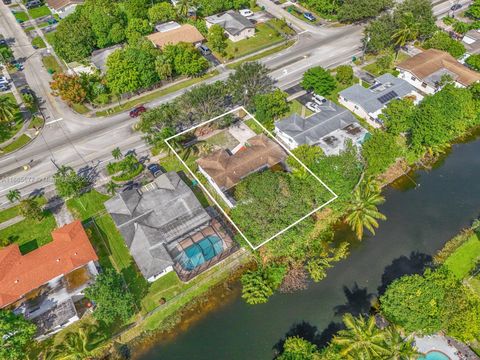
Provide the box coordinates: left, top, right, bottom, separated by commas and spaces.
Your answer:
135, 133, 480, 360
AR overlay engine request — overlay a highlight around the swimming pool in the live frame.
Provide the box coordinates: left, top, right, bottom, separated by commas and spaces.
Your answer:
418, 351, 450, 360
179, 235, 224, 271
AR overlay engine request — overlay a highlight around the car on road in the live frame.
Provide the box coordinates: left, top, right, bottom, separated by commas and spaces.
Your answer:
0, 84, 10, 92
305, 101, 322, 112
2, 0, 12, 4
129, 106, 146, 118
147, 163, 165, 177
450, 3, 462, 10
239, 9, 254, 17
312, 93, 326, 104
198, 44, 211, 56
303, 12, 316, 22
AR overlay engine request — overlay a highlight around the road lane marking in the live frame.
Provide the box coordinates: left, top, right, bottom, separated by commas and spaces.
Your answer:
45, 117, 63, 125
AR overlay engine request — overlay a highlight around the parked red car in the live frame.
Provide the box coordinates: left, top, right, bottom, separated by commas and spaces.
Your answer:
129, 106, 146, 118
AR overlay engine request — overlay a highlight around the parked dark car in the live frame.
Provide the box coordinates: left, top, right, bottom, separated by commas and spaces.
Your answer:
303, 12, 316, 21
198, 44, 211, 56
20, 87, 35, 96
450, 3, 462, 11
147, 163, 165, 177
2, 0, 12, 4
26, 0, 42, 8
129, 105, 146, 118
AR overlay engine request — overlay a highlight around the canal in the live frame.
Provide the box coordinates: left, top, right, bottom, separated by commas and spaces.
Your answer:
138, 135, 480, 360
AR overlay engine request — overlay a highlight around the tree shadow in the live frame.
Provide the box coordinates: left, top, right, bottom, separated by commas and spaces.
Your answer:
377, 251, 432, 295
46, 195, 64, 214
334, 282, 376, 317
28, 188, 45, 199
19, 239, 38, 254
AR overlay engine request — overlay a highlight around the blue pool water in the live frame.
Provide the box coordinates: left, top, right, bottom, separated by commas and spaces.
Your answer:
418, 351, 450, 360
180, 235, 223, 270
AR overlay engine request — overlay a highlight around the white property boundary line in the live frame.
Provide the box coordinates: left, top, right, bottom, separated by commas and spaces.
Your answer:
165, 106, 338, 250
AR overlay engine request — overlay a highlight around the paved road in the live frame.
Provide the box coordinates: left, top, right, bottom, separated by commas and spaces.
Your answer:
0, 0, 467, 205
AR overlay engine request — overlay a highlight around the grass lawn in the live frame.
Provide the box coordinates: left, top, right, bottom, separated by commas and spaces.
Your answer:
287, 99, 313, 117
0, 197, 47, 224
443, 233, 480, 279
31, 36, 46, 49
13, 11, 28, 22
0, 209, 56, 253
42, 54, 63, 74
221, 22, 284, 59
227, 40, 294, 70
28, 116, 44, 129
66, 190, 111, 221
71, 103, 90, 114
244, 118, 264, 135
95, 71, 219, 117
44, 31, 56, 45
0, 134, 31, 153
266, 19, 296, 36
28, 5, 51, 19
362, 51, 410, 76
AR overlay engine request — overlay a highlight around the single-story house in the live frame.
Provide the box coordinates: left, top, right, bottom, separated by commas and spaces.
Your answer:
46, 0, 83, 18
205, 10, 255, 42
91, 44, 122, 73
275, 100, 369, 155
338, 73, 422, 127
147, 23, 205, 49
105, 172, 235, 282
396, 49, 480, 95
462, 29, 480, 55
197, 134, 287, 207
0, 221, 98, 339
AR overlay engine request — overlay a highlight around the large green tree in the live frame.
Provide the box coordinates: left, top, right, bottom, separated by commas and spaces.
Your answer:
301, 66, 336, 96
148, 2, 176, 23
227, 61, 274, 108
50, 324, 106, 360
53, 165, 89, 198
423, 31, 466, 58
19, 198, 43, 222
379, 98, 416, 135
361, 131, 403, 176
84, 269, 135, 325
207, 24, 227, 53
338, 0, 393, 22
0, 95, 16, 124
241, 264, 286, 304
277, 336, 322, 360
0, 310, 37, 360
253, 89, 290, 128
161, 42, 209, 77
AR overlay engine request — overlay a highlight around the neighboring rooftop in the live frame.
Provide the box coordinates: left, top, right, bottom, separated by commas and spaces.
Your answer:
104, 172, 211, 280
155, 21, 181, 33
33, 298, 77, 337
397, 49, 480, 87
205, 10, 254, 35
46, 0, 82, 10
147, 24, 205, 48
275, 101, 357, 146
0, 221, 98, 308
197, 134, 287, 190
339, 73, 417, 114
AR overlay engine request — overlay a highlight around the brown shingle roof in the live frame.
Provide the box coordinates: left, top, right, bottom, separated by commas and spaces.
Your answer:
197, 134, 287, 190
0, 221, 98, 308
146, 24, 205, 49
46, 0, 82, 11
397, 49, 480, 87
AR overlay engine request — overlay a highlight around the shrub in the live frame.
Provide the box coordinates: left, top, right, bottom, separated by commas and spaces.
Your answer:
335, 65, 354, 84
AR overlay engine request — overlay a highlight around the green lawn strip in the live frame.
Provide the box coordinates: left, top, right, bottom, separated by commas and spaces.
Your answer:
0, 197, 47, 223
44, 31, 55, 45
0, 134, 31, 153
443, 233, 480, 279
244, 118, 263, 135
226, 40, 294, 70
286, 99, 313, 117
13, 11, 28, 22
71, 102, 90, 114
222, 23, 284, 59
266, 19, 296, 36
28, 5, 51, 19
0, 210, 56, 253
66, 190, 111, 221
42, 54, 63, 74
286, 5, 322, 24
31, 36, 46, 48
95, 71, 219, 117
28, 116, 44, 129
141, 257, 242, 331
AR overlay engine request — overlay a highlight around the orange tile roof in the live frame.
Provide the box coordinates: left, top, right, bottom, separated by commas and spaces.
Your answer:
197, 134, 287, 190
146, 24, 205, 48
0, 220, 98, 308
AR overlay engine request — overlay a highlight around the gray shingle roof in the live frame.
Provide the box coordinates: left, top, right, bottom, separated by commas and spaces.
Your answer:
205, 10, 254, 35
339, 73, 416, 114
104, 172, 211, 279
275, 101, 357, 146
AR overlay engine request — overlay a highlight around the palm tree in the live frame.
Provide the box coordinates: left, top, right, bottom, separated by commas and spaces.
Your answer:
106, 180, 118, 195
383, 327, 420, 360
391, 13, 420, 59
6, 189, 20, 203
111, 147, 122, 160
176, 0, 195, 18
332, 314, 390, 359
49, 325, 105, 360
0, 95, 16, 124
345, 181, 387, 240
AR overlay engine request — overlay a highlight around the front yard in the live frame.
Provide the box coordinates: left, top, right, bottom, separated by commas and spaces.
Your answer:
28, 5, 51, 19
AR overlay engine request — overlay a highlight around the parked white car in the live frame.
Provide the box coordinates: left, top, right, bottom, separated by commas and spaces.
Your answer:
312, 93, 326, 104
305, 101, 322, 112
239, 9, 253, 17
